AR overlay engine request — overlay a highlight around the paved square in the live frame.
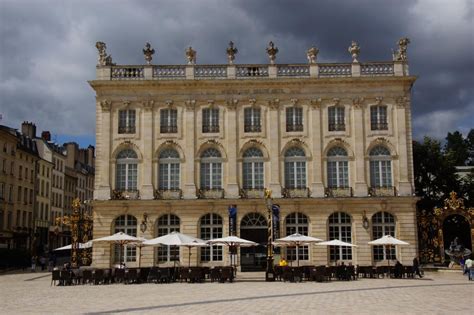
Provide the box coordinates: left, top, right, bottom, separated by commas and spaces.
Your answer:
0, 271, 472, 314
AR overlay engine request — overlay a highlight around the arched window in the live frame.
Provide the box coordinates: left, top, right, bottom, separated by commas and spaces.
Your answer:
156, 214, 180, 262
241, 212, 267, 228
200, 148, 222, 190
158, 149, 180, 190
285, 212, 309, 261
114, 215, 137, 263
328, 212, 352, 261
284, 147, 306, 189
369, 146, 392, 188
372, 212, 396, 261
327, 147, 349, 188
242, 148, 264, 189
200, 213, 223, 262
116, 149, 138, 191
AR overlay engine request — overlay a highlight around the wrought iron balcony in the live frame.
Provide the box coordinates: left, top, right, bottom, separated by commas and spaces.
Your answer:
160, 125, 178, 133
328, 123, 345, 131
325, 187, 353, 198
244, 124, 262, 133
197, 188, 224, 199
282, 187, 310, 198
371, 122, 389, 131
286, 124, 304, 132
154, 189, 182, 200
118, 126, 136, 134
202, 125, 220, 133
111, 189, 140, 200
239, 188, 265, 199
368, 186, 397, 197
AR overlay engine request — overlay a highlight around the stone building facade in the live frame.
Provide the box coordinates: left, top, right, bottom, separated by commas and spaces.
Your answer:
90, 40, 418, 269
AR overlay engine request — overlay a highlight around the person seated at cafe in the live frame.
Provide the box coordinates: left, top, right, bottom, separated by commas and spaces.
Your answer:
279, 258, 288, 267
63, 262, 71, 271
394, 260, 403, 278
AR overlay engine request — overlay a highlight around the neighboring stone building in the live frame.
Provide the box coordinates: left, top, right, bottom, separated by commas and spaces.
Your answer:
90, 39, 418, 269
0, 124, 39, 250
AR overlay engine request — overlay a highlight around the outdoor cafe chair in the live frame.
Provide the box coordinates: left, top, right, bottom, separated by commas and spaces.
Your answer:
138, 267, 150, 283
219, 267, 234, 283
189, 267, 204, 283
210, 268, 220, 282
114, 268, 126, 283
93, 269, 106, 285
51, 270, 60, 286
158, 268, 172, 283
404, 266, 414, 278
147, 268, 159, 283
82, 269, 93, 285
59, 270, 73, 286
125, 268, 138, 284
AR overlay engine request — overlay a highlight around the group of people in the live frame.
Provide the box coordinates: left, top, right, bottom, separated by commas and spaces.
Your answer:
30, 255, 56, 272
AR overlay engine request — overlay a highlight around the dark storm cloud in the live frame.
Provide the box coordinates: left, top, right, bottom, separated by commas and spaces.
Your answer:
0, 0, 472, 141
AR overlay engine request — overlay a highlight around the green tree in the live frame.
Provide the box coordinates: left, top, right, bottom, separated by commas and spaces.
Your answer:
467, 129, 474, 166
413, 137, 459, 210
445, 131, 469, 166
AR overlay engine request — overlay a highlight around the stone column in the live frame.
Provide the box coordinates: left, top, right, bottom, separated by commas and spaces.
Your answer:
395, 97, 411, 196
183, 100, 197, 199
352, 99, 367, 196
140, 100, 154, 199
226, 100, 239, 198
268, 99, 282, 197
95, 99, 111, 200
310, 99, 324, 197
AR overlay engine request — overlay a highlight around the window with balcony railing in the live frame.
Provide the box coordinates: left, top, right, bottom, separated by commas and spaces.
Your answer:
244, 108, 262, 132
371, 106, 388, 130
286, 107, 303, 132
202, 108, 219, 133
328, 106, 345, 131
160, 109, 178, 133
118, 110, 136, 134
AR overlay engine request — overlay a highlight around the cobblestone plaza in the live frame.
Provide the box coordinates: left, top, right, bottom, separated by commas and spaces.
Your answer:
0, 271, 471, 314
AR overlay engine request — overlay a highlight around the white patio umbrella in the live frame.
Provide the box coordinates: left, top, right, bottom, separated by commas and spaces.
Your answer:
143, 231, 208, 267
92, 232, 143, 267
53, 241, 93, 251
368, 235, 410, 275
206, 236, 257, 268
317, 239, 357, 265
275, 233, 323, 266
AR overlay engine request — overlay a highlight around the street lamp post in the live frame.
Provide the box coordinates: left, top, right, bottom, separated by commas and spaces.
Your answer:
264, 188, 275, 281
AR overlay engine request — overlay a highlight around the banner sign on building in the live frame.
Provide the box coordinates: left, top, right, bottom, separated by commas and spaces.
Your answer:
272, 204, 280, 240
228, 205, 237, 236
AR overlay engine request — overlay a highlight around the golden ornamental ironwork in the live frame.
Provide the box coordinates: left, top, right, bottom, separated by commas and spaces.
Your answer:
444, 191, 464, 210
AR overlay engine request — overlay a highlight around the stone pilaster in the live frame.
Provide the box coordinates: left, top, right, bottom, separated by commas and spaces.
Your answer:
352, 100, 367, 196
95, 99, 111, 200
183, 100, 197, 199
225, 100, 239, 198
140, 100, 154, 199
268, 99, 282, 197
310, 99, 324, 197
395, 97, 412, 196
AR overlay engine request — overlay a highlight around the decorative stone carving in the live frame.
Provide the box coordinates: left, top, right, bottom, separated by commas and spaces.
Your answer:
375, 97, 383, 105
352, 97, 365, 108
392, 37, 410, 61
142, 100, 154, 111
165, 100, 173, 107
332, 98, 341, 106
226, 99, 238, 110
143, 42, 155, 65
306, 46, 319, 64
185, 99, 196, 111
226, 41, 238, 65
207, 100, 215, 108
266, 41, 279, 65
268, 98, 280, 110
290, 98, 298, 106
95, 42, 114, 66
185, 46, 196, 65
99, 100, 111, 112
122, 100, 131, 107
310, 98, 322, 109
396, 96, 408, 108
348, 41, 360, 63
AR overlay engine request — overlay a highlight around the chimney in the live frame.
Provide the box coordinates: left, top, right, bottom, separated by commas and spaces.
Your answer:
21, 121, 36, 138
41, 131, 51, 141
87, 146, 95, 167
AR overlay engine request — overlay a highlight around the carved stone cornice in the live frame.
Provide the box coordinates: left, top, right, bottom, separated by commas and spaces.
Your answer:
352, 97, 365, 109
185, 99, 196, 111
99, 100, 111, 112
310, 98, 322, 109
396, 96, 408, 108
142, 100, 154, 111
226, 99, 238, 110
268, 98, 280, 110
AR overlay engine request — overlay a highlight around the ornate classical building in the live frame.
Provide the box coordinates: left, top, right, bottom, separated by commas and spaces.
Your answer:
90, 39, 418, 269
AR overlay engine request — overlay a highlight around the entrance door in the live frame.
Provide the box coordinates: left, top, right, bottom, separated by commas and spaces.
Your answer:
240, 213, 267, 272
443, 214, 472, 259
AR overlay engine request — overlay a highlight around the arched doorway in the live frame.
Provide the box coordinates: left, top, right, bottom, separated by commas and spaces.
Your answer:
240, 212, 267, 272
443, 214, 472, 260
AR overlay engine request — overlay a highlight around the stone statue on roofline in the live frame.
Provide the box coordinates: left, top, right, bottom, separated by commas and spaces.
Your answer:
306, 46, 319, 64
143, 42, 155, 65
392, 37, 410, 61
266, 41, 278, 65
348, 41, 360, 63
226, 41, 238, 65
95, 41, 115, 66
186, 46, 196, 65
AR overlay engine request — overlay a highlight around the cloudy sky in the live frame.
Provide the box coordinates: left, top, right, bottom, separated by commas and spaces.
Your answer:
1, 0, 473, 147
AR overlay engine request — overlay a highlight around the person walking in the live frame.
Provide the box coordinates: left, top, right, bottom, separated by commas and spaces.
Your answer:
413, 256, 423, 278
31, 256, 37, 272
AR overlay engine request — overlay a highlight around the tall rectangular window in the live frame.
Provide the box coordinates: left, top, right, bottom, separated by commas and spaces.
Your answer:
202, 108, 219, 133
371, 106, 388, 130
160, 109, 178, 133
328, 106, 345, 131
286, 107, 303, 132
118, 110, 136, 134
244, 108, 261, 132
